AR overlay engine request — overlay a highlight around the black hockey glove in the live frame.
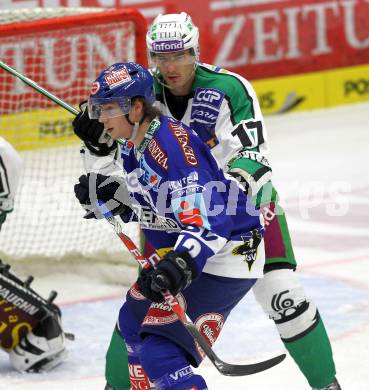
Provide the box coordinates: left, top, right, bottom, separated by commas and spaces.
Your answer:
74, 173, 132, 219
72, 101, 117, 156
137, 250, 199, 303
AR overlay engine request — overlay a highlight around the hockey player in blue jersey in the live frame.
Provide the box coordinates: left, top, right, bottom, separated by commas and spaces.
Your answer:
74, 62, 268, 389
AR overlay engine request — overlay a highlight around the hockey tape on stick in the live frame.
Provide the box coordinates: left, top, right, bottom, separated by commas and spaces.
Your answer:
96, 200, 286, 377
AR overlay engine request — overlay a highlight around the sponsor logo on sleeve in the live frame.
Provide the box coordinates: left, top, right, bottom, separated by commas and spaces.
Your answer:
139, 155, 162, 191
133, 205, 181, 232
147, 139, 168, 170
168, 121, 198, 166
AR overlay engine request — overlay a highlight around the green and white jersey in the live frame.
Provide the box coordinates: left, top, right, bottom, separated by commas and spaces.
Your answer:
154, 63, 272, 197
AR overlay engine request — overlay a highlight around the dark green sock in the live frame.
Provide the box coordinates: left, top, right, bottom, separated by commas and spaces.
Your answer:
105, 325, 131, 390
283, 315, 336, 388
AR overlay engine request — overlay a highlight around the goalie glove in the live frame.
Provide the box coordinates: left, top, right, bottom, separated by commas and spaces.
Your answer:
137, 250, 198, 303
0, 260, 73, 372
9, 311, 67, 373
73, 101, 117, 156
74, 173, 133, 220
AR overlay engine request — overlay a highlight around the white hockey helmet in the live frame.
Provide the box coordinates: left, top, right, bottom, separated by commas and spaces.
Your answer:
146, 12, 200, 59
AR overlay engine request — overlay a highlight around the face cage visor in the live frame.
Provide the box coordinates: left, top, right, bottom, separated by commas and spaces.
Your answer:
148, 49, 197, 68
88, 96, 131, 120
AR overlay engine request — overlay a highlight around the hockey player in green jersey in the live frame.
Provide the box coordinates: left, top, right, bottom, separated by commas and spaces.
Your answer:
73, 12, 341, 390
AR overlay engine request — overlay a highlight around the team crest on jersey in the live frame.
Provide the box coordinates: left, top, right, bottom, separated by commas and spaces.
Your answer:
232, 229, 263, 271
142, 293, 186, 326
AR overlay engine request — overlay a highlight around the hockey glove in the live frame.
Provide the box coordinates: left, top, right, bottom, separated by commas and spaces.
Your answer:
0, 260, 72, 372
74, 173, 132, 219
72, 101, 117, 156
9, 311, 67, 372
137, 250, 198, 303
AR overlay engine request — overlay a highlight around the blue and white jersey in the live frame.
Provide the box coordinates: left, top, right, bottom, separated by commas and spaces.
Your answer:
119, 115, 265, 279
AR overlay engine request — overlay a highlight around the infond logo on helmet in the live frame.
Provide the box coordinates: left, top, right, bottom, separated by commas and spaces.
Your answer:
105, 68, 131, 89
152, 40, 184, 52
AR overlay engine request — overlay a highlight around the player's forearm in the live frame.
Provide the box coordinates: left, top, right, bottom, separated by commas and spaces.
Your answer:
227, 150, 272, 197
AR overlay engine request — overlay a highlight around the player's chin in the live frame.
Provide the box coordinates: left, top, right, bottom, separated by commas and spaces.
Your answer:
112, 129, 131, 140
164, 76, 180, 88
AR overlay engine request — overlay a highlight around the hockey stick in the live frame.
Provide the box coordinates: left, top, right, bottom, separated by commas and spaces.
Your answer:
0, 60, 79, 116
96, 201, 286, 377
0, 60, 286, 375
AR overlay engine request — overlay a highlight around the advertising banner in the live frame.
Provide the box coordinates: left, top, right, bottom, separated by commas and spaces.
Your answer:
1, 1, 368, 114
1, 0, 368, 81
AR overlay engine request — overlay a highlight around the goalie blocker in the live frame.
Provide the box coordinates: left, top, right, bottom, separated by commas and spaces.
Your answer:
0, 259, 71, 372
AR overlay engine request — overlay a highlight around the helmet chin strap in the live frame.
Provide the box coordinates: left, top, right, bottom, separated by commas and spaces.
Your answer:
125, 109, 148, 141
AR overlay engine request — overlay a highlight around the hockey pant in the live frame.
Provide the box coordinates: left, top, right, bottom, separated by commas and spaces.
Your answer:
119, 273, 255, 389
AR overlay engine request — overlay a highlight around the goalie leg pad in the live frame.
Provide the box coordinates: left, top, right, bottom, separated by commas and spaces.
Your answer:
252, 269, 318, 341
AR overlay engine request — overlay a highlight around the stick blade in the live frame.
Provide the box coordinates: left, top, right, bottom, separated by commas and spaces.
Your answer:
214, 353, 286, 377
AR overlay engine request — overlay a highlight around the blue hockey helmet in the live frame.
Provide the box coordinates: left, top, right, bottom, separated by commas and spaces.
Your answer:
88, 62, 155, 120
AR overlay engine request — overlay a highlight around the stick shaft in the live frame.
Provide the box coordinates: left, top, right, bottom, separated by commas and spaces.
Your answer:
0, 60, 78, 115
